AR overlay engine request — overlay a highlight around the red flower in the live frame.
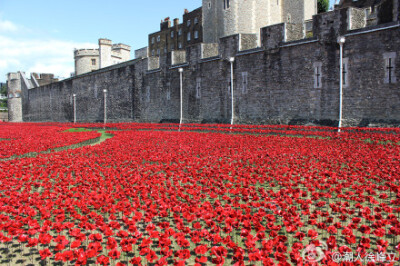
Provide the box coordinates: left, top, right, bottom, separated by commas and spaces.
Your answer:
39, 248, 52, 260
97, 255, 110, 265
249, 249, 262, 261
211, 246, 227, 258
359, 225, 371, 234
106, 237, 117, 250
195, 256, 208, 263
71, 240, 81, 249
195, 245, 208, 255
308, 229, 318, 239
129, 257, 142, 265
146, 250, 158, 263
61, 250, 74, 262
175, 249, 191, 260
75, 249, 87, 265
327, 236, 337, 249
373, 228, 386, 237
89, 233, 103, 242
26, 238, 38, 247
108, 248, 121, 259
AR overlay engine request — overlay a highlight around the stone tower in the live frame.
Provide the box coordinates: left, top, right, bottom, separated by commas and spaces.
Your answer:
111, 43, 131, 64
99, 38, 113, 69
202, 0, 317, 43
74, 49, 99, 75
7, 72, 23, 122
74, 39, 131, 76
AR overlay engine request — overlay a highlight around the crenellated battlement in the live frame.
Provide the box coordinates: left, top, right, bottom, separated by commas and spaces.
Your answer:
99, 38, 112, 46
74, 39, 131, 75
143, 4, 400, 77
74, 49, 99, 57
112, 43, 131, 51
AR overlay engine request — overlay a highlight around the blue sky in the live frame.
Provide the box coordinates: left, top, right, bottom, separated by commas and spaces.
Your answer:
0, 0, 337, 82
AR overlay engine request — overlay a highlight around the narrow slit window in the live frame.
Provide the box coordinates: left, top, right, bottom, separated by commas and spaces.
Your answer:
384, 52, 397, 84
313, 62, 322, 89
196, 78, 201, 99
241, 72, 248, 93
342, 58, 349, 88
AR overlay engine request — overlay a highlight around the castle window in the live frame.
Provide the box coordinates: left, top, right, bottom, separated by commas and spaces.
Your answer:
152, 50, 155, 56
196, 78, 201, 99
146, 86, 150, 102
187, 20, 191, 27
313, 62, 322, 89
194, 30, 199, 39
241, 72, 248, 93
166, 82, 171, 100
208, 2, 211, 9
178, 42, 182, 49
171, 43, 175, 50
224, 0, 230, 9
187, 32, 191, 41
342, 58, 349, 88
157, 35, 160, 42
178, 29, 182, 36
151, 37, 155, 44
384, 52, 396, 84
157, 49, 160, 55
171, 31, 174, 38
91, 59, 96, 66
194, 17, 198, 24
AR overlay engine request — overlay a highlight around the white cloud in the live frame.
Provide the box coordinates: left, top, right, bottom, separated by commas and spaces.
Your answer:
0, 16, 98, 81
0, 19, 18, 32
0, 35, 97, 80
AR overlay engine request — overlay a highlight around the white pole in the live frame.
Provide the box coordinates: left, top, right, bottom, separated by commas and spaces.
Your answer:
337, 37, 345, 133
103, 89, 107, 127
229, 57, 235, 126
73, 94, 76, 124
179, 68, 183, 130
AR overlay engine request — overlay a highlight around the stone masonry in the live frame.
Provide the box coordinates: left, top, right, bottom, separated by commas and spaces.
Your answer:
16, 2, 400, 127
74, 39, 131, 76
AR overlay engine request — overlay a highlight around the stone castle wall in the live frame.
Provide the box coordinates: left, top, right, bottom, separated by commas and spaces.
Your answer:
0, 112, 7, 122
22, 8, 400, 127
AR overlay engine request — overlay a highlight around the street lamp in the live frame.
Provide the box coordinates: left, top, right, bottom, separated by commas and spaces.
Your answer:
103, 89, 107, 127
178, 68, 184, 130
337, 36, 345, 133
73, 94, 76, 124
229, 57, 235, 126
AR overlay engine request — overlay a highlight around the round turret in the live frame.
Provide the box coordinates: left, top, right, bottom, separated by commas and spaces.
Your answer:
7, 72, 23, 122
74, 49, 100, 76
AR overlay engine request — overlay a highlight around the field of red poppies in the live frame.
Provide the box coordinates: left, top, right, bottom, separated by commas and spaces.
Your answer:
0, 122, 399, 265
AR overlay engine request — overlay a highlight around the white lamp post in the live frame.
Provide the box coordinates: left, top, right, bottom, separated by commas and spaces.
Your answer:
103, 89, 107, 127
73, 94, 76, 124
337, 36, 345, 133
229, 57, 235, 126
178, 68, 184, 130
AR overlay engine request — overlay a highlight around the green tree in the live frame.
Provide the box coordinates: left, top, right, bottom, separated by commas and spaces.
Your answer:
318, 0, 329, 13
0, 84, 6, 95
0, 83, 7, 109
